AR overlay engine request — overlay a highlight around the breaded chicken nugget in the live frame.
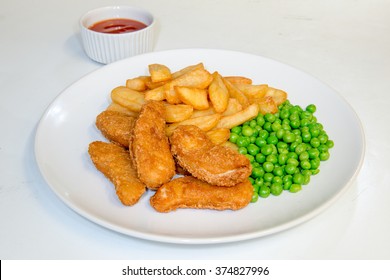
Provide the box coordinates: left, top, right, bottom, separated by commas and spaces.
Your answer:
170, 125, 251, 187
88, 141, 146, 206
95, 110, 134, 148
130, 101, 176, 189
150, 176, 253, 212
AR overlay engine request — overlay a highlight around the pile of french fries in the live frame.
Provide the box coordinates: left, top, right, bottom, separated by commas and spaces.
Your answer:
106, 63, 287, 146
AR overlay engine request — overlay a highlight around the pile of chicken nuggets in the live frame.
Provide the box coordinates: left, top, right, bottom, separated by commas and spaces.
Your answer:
88, 63, 287, 212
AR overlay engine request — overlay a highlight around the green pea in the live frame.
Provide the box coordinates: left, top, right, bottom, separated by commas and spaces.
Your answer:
229, 133, 239, 143
287, 152, 298, 160
303, 174, 310, 185
300, 118, 310, 127
263, 162, 274, 173
317, 144, 329, 153
259, 186, 271, 198
319, 151, 330, 161
270, 183, 283, 196
265, 113, 276, 123
247, 144, 260, 156
283, 132, 296, 143
289, 184, 302, 193
267, 135, 279, 145
266, 154, 278, 164
271, 121, 282, 132
236, 136, 250, 147
326, 140, 334, 148
254, 177, 264, 186
258, 130, 269, 140
290, 119, 300, 129
301, 131, 311, 142
310, 137, 320, 148
255, 153, 266, 163
238, 147, 247, 154
273, 166, 284, 177
255, 137, 267, 148
263, 122, 272, 132
309, 127, 320, 138
251, 191, 259, 203
310, 158, 320, 169
245, 154, 254, 163
283, 180, 292, 190
282, 122, 291, 131
294, 143, 307, 155
242, 126, 254, 137
318, 134, 328, 144
285, 164, 297, 175
278, 153, 288, 165
293, 173, 305, 184
287, 157, 299, 167
272, 176, 283, 185
250, 136, 256, 143
280, 109, 290, 119
231, 126, 241, 134
299, 151, 310, 161
300, 160, 311, 170
263, 172, 274, 182
311, 168, 320, 175
306, 104, 316, 113
308, 148, 320, 159
256, 115, 265, 126
249, 119, 257, 128
252, 167, 264, 178
261, 144, 273, 156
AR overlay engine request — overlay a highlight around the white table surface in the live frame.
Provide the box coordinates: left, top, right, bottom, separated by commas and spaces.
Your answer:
1, 0, 389, 260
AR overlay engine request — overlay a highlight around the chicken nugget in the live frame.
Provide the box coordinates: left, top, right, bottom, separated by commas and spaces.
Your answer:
88, 141, 146, 206
150, 176, 253, 212
170, 125, 251, 187
130, 101, 176, 189
95, 110, 134, 148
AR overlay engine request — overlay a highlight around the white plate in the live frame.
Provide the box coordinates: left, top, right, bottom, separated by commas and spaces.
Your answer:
35, 49, 365, 244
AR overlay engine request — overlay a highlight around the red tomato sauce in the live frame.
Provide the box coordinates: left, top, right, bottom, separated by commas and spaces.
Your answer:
89, 18, 147, 34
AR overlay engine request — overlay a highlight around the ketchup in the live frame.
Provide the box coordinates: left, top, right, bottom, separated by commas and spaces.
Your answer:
89, 18, 147, 34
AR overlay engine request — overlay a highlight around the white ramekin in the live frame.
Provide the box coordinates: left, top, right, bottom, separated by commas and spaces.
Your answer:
80, 6, 155, 64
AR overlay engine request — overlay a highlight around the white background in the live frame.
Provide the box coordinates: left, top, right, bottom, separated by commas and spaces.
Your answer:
1, 0, 389, 259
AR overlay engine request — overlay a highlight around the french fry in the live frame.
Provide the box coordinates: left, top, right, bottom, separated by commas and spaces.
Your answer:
165, 114, 221, 136
215, 103, 259, 129
164, 103, 193, 123
171, 63, 205, 79
148, 64, 172, 83
224, 76, 252, 84
206, 128, 230, 145
175, 86, 209, 110
111, 86, 146, 112
145, 78, 166, 89
222, 141, 239, 151
172, 67, 213, 89
147, 67, 213, 105
235, 84, 268, 101
256, 96, 278, 114
222, 98, 243, 116
126, 76, 149, 91
191, 107, 216, 118
264, 87, 287, 106
106, 102, 139, 117
222, 77, 250, 108
144, 85, 166, 101
208, 72, 229, 113
164, 84, 182, 104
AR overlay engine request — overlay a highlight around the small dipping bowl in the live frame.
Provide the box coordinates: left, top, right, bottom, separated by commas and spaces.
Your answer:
80, 6, 155, 64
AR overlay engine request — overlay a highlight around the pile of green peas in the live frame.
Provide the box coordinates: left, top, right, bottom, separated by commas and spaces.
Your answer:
229, 100, 334, 202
